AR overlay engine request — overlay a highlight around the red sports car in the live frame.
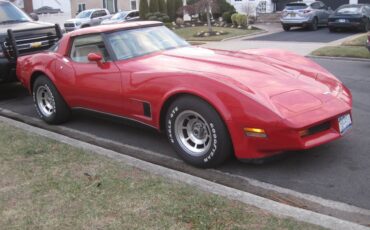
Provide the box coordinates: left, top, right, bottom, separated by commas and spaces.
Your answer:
16, 21, 352, 168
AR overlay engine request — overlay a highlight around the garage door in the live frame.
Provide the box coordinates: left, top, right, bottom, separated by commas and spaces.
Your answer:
320, 0, 349, 10
276, 0, 295, 11
358, 0, 370, 4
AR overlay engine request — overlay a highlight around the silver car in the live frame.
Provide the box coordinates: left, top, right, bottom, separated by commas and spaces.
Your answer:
101, 10, 140, 25
64, 9, 111, 32
280, 1, 332, 31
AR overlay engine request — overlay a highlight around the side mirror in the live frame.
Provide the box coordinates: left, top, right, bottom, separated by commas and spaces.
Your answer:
29, 13, 39, 21
87, 53, 102, 63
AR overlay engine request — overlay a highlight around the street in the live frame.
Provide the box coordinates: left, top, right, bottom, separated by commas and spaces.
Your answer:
1, 58, 369, 215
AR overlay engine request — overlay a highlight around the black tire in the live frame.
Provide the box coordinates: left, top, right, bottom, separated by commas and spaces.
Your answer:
165, 96, 232, 168
282, 25, 291, 31
81, 24, 90, 28
310, 18, 318, 31
361, 19, 369, 32
329, 27, 336, 33
32, 75, 70, 124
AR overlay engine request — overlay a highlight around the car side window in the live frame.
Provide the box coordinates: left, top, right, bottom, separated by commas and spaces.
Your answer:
91, 11, 99, 18
100, 10, 107, 16
70, 34, 110, 63
310, 2, 320, 9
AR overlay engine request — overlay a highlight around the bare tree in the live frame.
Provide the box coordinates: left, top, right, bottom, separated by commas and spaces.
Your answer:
180, 0, 219, 33
241, 1, 256, 26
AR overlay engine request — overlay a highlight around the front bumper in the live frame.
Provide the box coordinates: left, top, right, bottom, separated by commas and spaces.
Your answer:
233, 98, 352, 160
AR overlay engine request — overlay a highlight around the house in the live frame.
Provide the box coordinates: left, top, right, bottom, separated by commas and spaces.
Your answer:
32, 0, 71, 14
70, 0, 139, 16
228, 0, 370, 14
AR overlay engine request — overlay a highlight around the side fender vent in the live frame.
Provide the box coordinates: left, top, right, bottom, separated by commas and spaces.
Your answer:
143, 102, 152, 118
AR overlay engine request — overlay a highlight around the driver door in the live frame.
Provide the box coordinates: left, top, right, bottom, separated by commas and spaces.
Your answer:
68, 34, 122, 115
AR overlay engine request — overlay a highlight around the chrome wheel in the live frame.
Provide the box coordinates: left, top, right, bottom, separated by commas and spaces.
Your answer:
174, 110, 212, 157
36, 85, 55, 117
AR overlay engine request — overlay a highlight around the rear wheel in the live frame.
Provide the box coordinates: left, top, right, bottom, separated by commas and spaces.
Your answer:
361, 19, 369, 32
165, 96, 232, 168
310, 18, 318, 31
282, 24, 291, 31
33, 75, 70, 124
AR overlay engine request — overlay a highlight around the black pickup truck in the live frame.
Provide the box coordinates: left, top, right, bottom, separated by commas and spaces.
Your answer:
0, 0, 62, 83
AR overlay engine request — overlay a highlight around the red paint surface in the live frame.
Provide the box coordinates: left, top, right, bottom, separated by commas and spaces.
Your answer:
16, 23, 353, 160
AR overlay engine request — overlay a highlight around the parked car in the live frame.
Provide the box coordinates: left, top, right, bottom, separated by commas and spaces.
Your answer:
34, 6, 62, 14
16, 22, 352, 168
367, 33, 370, 52
101, 10, 140, 25
281, 1, 332, 31
64, 9, 110, 32
328, 4, 370, 32
0, 0, 62, 83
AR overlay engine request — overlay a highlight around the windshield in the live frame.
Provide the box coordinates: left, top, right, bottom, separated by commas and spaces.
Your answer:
112, 12, 126, 20
0, 2, 31, 23
107, 26, 189, 60
336, 6, 362, 14
76, 10, 93, 18
285, 3, 308, 10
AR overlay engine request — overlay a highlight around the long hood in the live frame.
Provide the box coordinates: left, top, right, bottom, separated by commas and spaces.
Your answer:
133, 47, 348, 118
0, 21, 53, 33
65, 18, 89, 24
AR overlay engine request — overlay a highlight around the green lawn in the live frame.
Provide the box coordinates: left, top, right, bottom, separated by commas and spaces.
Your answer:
311, 33, 370, 59
174, 26, 260, 41
0, 121, 324, 229
341, 34, 368, 46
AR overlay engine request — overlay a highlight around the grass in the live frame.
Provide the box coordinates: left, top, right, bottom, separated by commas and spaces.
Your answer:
341, 34, 368, 46
173, 26, 260, 41
0, 121, 324, 230
311, 33, 370, 59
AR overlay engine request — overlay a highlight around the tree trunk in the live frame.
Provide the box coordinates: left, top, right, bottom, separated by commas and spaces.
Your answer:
206, 5, 212, 33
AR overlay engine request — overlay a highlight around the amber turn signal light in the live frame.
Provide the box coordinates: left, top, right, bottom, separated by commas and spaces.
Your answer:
244, 128, 267, 138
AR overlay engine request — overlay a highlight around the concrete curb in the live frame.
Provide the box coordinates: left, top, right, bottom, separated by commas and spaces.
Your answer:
1, 115, 368, 230
308, 55, 370, 63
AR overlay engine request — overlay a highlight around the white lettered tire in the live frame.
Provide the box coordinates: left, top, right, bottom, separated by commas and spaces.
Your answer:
166, 96, 232, 168
33, 75, 70, 124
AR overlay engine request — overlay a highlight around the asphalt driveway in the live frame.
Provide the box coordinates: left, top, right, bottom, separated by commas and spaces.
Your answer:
245, 27, 358, 43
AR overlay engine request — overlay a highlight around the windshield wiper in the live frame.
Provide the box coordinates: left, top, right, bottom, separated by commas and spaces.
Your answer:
0, 19, 29, 24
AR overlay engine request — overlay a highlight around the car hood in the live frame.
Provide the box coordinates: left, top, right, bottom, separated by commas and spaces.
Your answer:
101, 19, 123, 24
136, 46, 348, 117
65, 18, 89, 24
0, 21, 54, 34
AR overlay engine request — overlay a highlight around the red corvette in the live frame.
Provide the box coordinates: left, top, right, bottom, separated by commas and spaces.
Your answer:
16, 21, 352, 167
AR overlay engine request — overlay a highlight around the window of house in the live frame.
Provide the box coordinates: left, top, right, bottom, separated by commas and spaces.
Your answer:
78, 3, 86, 13
103, 0, 116, 13
131, 0, 137, 10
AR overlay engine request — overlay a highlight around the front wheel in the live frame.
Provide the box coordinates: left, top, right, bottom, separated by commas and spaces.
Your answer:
310, 18, 318, 31
282, 25, 291, 31
361, 19, 369, 32
165, 96, 232, 168
33, 75, 70, 124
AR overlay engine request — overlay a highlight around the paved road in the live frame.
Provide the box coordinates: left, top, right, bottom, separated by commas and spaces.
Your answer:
1, 58, 370, 211
245, 27, 358, 43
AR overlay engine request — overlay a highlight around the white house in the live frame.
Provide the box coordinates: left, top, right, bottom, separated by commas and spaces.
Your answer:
228, 0, 370, 14
32, 0, 71, 13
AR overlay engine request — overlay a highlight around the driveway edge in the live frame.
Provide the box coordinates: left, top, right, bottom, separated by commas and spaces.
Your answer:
308, 55, 370, 62
1, 115, 368, 230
